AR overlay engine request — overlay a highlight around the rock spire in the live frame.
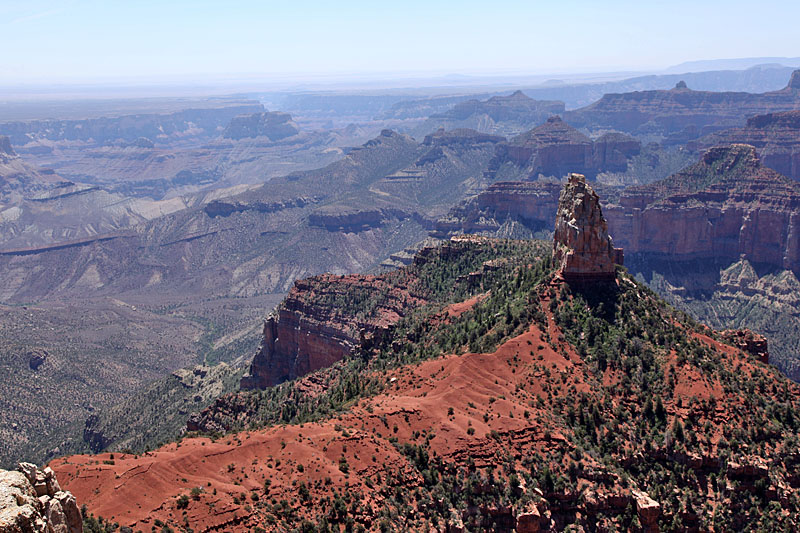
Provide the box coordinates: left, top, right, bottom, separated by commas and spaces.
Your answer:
553, 173, 623, 281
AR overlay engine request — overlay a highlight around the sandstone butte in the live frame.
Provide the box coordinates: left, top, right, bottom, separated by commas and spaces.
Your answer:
491, 116, 640, 179
604, 144, 800, 274
553, 173, 623, 281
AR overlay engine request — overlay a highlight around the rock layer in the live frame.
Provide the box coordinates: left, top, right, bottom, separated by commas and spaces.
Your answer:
222, 112, 300, 140
565, 70, 800, 140
240, 272, 426, 389
691, 110, 800, 180
493, 116, 640, 178
604, 144, 800, 274
553, 174, 622, 281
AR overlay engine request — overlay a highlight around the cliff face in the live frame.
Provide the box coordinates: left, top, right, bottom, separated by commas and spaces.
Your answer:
553, 174, 622, 280
691, 110, 800, 180
241, 273, 426, 389
604, 144, 800, 273
565, 70, 800, 140
490, 117, 641, 179
0, 102, 264, 146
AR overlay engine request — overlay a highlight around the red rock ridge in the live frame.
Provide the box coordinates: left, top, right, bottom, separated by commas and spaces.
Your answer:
492, 116, 640, 178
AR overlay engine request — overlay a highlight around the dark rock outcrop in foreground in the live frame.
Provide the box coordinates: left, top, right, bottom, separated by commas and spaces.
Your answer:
0, 463, 81, 533
554, 173, 623, 281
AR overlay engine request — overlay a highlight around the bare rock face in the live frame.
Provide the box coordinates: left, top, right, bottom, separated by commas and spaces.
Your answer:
553, 173, 623, 281
222, 111, 300, 141
240, 271, 427, 389
604, 144, 800, 275
631, 489, 661, 532
0, 463, 81, 533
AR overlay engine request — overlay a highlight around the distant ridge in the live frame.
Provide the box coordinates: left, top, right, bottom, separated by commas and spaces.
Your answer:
665, 57, 800, 73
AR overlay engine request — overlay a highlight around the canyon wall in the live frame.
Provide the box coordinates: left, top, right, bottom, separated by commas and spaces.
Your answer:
691, 110, 800, 180
565, 70, 800, 140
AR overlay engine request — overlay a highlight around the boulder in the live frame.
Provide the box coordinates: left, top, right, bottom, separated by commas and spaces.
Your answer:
0, 464, 81, 533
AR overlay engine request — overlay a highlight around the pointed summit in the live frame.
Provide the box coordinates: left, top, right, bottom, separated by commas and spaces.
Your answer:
553, 173, 622, 281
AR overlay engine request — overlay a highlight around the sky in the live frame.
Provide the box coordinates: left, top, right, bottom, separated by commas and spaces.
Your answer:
1, 0, 799, 86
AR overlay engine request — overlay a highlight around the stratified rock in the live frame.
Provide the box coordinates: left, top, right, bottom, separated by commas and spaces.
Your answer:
553, 173, 622, 281
565, 69, 800, 140
0, 464, 80, 533
604, 144, 800, 275
222, 112, 300, 141
691, 110, 800, 180
240, 269, 427, 389
489, 117, 640, 178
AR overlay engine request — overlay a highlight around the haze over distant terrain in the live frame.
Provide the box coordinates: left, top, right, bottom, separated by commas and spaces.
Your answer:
2, 0, 799, 93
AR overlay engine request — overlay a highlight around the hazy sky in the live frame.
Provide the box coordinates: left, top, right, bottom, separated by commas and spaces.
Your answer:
1, 0, 798, 85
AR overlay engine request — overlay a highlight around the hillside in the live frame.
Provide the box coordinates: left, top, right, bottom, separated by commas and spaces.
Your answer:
51, 180, 800, 532
0, 128, 513, 468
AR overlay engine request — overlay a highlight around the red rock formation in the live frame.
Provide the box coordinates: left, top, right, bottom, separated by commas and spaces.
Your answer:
565, 70, 800, 140
691, 110, 800, 180
604, 144, 800, 274
721, 329, 769, 364
241, 272, 426, 389
553, 173, 623, 281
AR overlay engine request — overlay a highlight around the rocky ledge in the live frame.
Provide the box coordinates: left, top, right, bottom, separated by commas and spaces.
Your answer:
0, 463, 81, 533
